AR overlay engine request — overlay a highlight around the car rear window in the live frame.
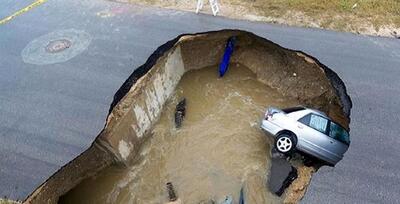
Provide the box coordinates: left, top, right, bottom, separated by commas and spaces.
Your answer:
282, 107, 305, 113
329, 122, 350, 145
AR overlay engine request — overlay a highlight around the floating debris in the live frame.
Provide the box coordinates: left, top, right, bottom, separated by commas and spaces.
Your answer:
239, 187, 244, 204
166, 182, 177, 201
219, 195, 233, 204
175, 98, 186, 128
166, 182, 183, 204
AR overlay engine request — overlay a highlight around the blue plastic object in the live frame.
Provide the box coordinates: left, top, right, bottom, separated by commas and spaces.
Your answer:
239, 187, 244, 204
219, 37, 236, 77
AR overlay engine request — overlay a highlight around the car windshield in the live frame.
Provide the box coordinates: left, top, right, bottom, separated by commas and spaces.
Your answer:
329, 122, 350, 145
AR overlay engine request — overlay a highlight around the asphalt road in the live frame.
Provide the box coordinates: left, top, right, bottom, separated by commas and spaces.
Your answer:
0, 0, 36, 19
1, 0, 399, 202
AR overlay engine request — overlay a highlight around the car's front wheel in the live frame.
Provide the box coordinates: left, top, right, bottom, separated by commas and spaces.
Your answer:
275, 133, 297, 155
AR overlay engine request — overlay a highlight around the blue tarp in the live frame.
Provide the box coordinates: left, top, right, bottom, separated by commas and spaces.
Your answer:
219, 37, 236, 77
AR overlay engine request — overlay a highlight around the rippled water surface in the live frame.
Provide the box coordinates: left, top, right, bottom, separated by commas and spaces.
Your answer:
60, 64, 297, 204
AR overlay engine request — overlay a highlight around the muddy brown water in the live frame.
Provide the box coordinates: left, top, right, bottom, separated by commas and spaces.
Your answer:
59, 64, 299, 204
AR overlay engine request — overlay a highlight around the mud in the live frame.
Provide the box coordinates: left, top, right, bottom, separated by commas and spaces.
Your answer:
59, 65, 298, 203
24, 30, 351, 204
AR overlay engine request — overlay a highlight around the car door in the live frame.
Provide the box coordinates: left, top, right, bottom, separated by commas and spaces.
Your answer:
297, 114, 339, 160
328, 121, 350, 156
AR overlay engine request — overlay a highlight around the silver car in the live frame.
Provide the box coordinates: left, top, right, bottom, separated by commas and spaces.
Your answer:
261, 106, 350, 166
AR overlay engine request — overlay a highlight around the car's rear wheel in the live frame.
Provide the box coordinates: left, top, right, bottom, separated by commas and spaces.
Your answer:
275, 133, 297, 155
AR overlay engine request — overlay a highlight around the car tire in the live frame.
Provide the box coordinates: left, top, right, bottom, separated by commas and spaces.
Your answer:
275, 133, 297, 155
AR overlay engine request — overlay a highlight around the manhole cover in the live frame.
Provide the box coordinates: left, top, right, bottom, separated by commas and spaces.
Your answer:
46, 39, 72, 53
21, 29, 91, 65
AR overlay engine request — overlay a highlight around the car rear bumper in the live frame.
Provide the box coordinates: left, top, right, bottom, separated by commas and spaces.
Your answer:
260, 119, 282, 136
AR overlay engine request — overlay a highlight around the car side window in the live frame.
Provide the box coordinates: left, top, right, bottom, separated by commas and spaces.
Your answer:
298, 114, 311, 125
309, 114, 328, 133
329, 122, 350, 144
299, 114, 328, 134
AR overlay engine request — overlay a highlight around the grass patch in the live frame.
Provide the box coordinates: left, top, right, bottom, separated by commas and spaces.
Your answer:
228, 0, 400, 27
125, 0, 399, 35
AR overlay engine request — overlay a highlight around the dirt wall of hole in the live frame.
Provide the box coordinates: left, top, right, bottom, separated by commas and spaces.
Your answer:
24, 30, 351, 204
178, 31, 351, 129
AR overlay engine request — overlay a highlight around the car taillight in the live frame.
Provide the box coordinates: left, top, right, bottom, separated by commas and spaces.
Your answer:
265, 107, 280, 120
265, 111, 273, 120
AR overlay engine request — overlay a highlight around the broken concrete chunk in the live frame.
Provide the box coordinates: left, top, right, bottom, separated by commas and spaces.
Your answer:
275, 166, 298, 196
175, 98, 186, 128
268, 155, 294, 196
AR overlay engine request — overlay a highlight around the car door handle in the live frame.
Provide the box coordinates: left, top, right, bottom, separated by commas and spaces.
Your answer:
329, 140, 334, 144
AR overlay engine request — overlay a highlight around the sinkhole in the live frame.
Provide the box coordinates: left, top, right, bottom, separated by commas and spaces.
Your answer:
24, 30, 352, 204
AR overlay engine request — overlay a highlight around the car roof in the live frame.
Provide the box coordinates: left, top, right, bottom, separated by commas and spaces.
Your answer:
306, 108, 328, 117
284, 106, 328, 119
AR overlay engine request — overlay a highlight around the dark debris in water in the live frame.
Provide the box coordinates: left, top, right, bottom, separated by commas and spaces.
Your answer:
166, 182, 177, 201
175, 98, 186, 128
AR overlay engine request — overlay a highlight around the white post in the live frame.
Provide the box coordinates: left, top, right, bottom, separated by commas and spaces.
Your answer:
196, 0, 219, 16
196, 0, 204, 13
209, 0, 219, 16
